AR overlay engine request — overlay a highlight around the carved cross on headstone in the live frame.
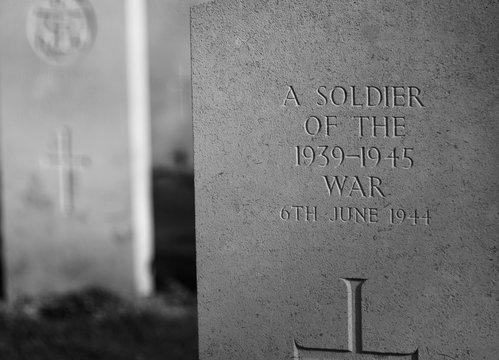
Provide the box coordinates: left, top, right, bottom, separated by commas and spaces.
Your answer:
40, 126, 91, 216
294, 278, 419, 360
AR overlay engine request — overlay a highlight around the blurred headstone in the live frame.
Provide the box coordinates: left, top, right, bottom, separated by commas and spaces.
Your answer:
0, 0, 153, 299
191, 0, 498, 359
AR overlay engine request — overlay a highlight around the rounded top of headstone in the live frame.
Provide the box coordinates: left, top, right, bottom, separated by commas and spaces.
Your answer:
26, 0, 97, 66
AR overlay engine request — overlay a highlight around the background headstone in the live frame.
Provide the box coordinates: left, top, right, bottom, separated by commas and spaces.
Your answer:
0, 0, 153, 299
191, 0, 499, 359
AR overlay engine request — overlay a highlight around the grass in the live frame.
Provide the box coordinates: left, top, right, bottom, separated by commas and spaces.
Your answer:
0, 287, 198, 360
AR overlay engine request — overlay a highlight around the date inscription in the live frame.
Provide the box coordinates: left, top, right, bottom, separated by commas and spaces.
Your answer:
295, 145, 414, 169
280, 205, 430, 225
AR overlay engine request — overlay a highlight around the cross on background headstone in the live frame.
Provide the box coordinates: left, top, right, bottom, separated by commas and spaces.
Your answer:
40, 126, 91, 216
294, 279, 418, 360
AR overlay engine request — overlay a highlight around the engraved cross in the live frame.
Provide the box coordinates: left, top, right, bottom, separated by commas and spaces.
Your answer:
294, 278, 418, 360
40, 126, 91, 216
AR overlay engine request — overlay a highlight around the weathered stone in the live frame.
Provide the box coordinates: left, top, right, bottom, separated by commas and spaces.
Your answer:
191, 0, 499, 359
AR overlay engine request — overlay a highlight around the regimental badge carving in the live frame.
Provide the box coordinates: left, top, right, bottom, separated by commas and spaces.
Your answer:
26, 0, 97, 66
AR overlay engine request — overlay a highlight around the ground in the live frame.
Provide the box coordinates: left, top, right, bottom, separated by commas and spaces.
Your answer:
0, 286, 198, 360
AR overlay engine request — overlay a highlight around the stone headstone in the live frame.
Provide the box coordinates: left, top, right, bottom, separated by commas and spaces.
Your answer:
0, 0, 153, 299
191, 0, 498, 359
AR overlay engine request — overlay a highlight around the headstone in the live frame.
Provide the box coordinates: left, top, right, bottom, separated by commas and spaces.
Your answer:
191, 0, 498, 359
0, 0, 153, 298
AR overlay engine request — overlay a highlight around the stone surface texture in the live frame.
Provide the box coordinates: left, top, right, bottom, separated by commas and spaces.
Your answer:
192, 0, 498, 359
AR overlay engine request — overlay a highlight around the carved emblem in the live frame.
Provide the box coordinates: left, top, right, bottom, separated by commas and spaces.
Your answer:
26, 0, 97, 66
294, 278, 419, 360
40, 126, 91, 216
